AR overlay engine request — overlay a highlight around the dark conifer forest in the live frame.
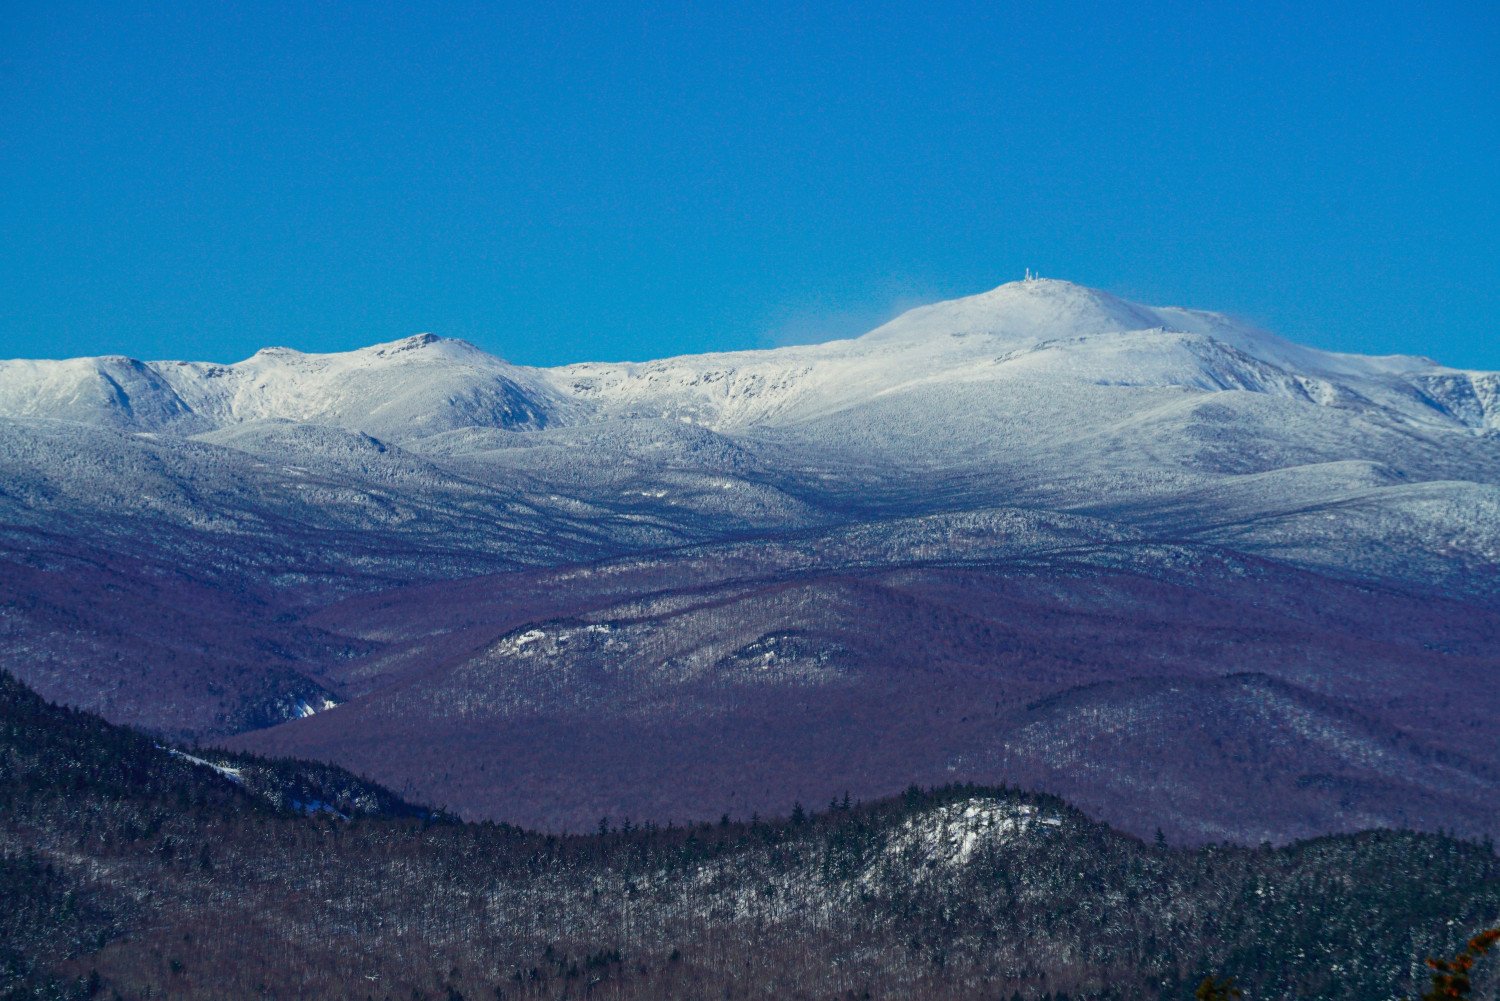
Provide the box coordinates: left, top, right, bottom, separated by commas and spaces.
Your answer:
2, 669, 1497, 1000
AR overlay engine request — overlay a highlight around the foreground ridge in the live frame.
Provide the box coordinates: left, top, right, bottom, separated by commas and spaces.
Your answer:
4, 669, 1498, 1000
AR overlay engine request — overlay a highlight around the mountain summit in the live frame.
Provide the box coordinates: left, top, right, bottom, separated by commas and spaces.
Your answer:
859, 277, 1170, 345
2, 279, 1495, 436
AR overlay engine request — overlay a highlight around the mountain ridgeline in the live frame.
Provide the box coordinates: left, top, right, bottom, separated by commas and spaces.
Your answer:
3, 669, 1498, 1000
4, 280, 1498, 436
1, 278, 1498, 845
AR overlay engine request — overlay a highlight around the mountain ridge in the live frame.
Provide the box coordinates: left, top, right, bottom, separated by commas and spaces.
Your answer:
4, 279, 1497, 436
6, 665, 1497, 1000
3, 276, 1499, 845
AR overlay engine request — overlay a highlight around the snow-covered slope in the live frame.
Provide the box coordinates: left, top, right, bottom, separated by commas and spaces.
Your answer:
0, 333, 573, 440
555, 278, 1500, 432
4, 279, 1497, 441
3, 276, 1497, 596
0, 355, 207, 431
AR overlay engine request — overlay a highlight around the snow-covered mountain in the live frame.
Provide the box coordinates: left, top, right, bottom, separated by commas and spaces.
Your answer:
558, 278, 1500, 432
0, 331, 571, 439
11, 275, 1495, 591
4, 279, 1498, 439
3, 277, 1498, 844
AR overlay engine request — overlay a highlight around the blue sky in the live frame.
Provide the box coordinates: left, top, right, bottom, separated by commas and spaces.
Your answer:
1, 1, 1496, 367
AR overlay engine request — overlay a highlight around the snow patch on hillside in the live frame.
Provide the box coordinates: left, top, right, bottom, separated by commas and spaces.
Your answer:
166, 748, 244, 784
880, 798, 1064, 870
292, 696, 340, 719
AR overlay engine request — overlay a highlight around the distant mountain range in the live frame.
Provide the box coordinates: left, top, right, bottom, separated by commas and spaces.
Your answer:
2, 278, 1497, 844
7, 279, 1499, 435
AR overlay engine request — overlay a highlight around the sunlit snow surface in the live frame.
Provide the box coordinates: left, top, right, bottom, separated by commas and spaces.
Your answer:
291, 696, 339, 719
4, 278, 1500, 842
3, 279, 1496, 437
880, 799, 1065, 870
166, 748, 244, 784
3, 278, 1495, 597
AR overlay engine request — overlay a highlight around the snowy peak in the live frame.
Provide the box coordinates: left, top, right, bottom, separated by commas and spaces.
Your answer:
238, 332, 496, 370
345, 332, 497, 363
161, 334, 564, 438
1, 278, 1496, 439
862, 278, 1167, 348
555, 279, 1500, 431
0, 333, 564, 440
0, 354, 206, 432
861, 278, 1350, 383
863, 277, 1438, 380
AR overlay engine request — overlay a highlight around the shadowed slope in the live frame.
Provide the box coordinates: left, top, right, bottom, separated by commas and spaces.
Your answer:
230, 555, 1500, 844
4, 669, 1499, 1000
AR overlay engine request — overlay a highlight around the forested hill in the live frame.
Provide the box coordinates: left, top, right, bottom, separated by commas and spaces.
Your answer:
2, 668, 1497, 1001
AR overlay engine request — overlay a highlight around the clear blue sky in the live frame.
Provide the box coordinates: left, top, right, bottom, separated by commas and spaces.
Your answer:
2, 1, 1496, 367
